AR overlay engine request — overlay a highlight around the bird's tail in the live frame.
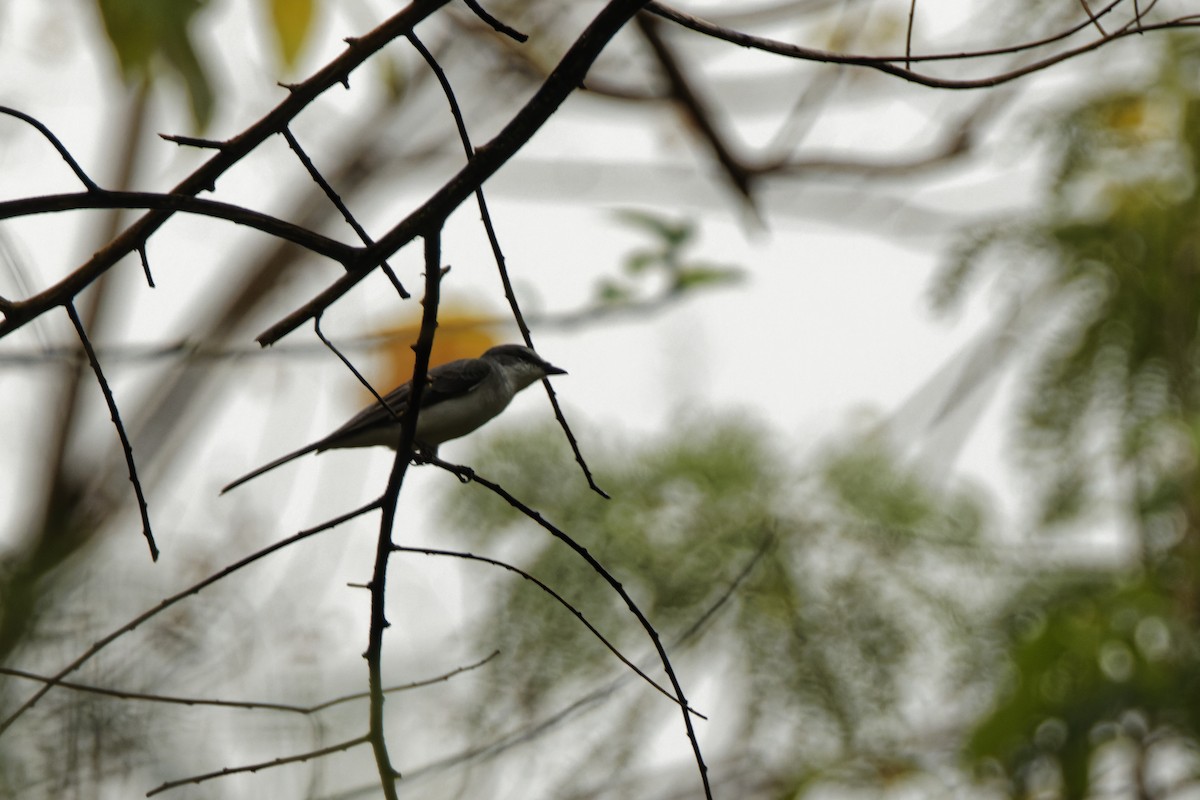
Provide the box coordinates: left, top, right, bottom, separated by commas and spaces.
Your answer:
220, 442, 323, 494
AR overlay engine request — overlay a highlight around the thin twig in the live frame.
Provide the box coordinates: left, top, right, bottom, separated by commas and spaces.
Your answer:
313, 314, 399, 420
0, 500, 380, 738
1078, 0, 1107, 35
158, 133, 227, 149
423, 454, 713, 800
647, 2, 1197, 88
391, 530, 775, 791
0, 106, 100, 191
406, 30, 612, 500
395, 545, 705, 717
281, 126, 409, 299
461, 0, 528, 42
309, 650, 501, 712
136, 245, 155, 288
65, 301, 158, 561
905, 0, 918, 70
146, 734, 371, 797
0, 651, 500, 714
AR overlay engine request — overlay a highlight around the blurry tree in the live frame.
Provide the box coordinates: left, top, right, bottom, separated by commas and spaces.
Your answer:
938, 36, 1200, 800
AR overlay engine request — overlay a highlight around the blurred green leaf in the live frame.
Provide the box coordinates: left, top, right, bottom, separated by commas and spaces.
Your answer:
266, 0, 315, 69
672, 264, 744, 292
95, 0, 214, 128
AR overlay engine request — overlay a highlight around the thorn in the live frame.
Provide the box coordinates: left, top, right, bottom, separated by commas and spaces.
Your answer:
159, 133, 226, 149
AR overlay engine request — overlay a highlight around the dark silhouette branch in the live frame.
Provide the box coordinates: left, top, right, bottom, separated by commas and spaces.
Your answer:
0, 105, 100, 191
0, 651, 500, 714
395, 545, 706, 716
0, 0, 452, 339
0, 190, 357, 264
314, 313, 400, 421
64, 301, 158, 561
362, 230, 446, 799
146, 734, 372, 797
461, 0, 529, 42
256, 0, 655, 347
281, 126, 409, 298
422, 454, 713, 799
647, 1, 1198, 87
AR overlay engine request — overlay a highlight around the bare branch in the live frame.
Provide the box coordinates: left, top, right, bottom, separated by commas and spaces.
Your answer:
423, 455, 713, 799
65, 301, 158, 561
0, 0, 452, 340
0, 106, 100, 191
461, 0, 529, 42
256, 0, 655, 347
396, 544, 706, 717
146, 734, 371, 797
281, 126, 409, 298
647, 1, 1199, 88
362, 231, 446, 800
0, 651, 500, 714
0, 191, 356, 265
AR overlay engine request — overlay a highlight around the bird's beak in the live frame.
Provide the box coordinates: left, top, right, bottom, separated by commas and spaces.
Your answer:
544, 363, 567, 376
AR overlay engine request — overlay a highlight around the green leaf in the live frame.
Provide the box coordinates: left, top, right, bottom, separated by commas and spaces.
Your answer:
671, 264, 744, 292
267, 0, 315, 69
95, 0, 215, 129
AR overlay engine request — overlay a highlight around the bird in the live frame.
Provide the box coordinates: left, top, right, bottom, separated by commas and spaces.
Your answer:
221, 343, 566, 494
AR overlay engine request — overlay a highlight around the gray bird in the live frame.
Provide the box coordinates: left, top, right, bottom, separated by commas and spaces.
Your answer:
221, 344, 566, 494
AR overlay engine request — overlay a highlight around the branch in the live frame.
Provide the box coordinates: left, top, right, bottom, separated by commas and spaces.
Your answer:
146, 735, 371, 797
0, 0, 452, 340
281, 126, 409, 297
65, 301, 158, 561
395, 545, 705, 716
0, 191, 356, 264
256, 0, 655, 346
0, 651, 500, 714
0, 106, 100, 191
424, 455, 713, 799
362, 231, 446, 799
647, 1, 1199, 89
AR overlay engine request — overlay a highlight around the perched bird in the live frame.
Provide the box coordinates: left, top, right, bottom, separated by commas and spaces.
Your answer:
221, 344, 566, 494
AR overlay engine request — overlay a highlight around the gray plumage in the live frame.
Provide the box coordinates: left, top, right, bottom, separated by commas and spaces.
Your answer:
221, 344, 565, 494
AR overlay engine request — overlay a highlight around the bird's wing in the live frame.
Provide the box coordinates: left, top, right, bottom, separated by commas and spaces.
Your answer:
315, 357, 492, 449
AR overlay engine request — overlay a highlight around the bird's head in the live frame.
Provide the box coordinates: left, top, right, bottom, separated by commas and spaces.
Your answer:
483, 344, 567, 390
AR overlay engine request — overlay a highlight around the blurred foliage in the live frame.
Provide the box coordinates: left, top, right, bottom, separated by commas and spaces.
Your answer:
934, 37, 1200, 800
442, 418, 994, 796
267, 0, 316, 68
93, 0, 319, 129
95, 0, 215, 128
936, 39, 1200, 536
596, 211, 743, 306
